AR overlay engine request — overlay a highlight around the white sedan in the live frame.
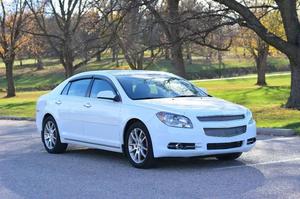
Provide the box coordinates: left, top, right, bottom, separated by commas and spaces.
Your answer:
36, 70, 256, 168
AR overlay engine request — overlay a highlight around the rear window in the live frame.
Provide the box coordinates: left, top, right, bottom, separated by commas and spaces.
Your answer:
67, 79, 91, 97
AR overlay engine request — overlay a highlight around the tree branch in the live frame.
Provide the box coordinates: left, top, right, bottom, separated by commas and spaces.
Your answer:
213, 0, 295, 55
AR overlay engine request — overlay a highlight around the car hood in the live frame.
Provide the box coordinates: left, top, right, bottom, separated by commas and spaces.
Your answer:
135, 97, 247, 116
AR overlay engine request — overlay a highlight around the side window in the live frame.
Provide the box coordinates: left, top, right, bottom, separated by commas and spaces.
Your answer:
90, 79, 115, 98
68, 79, 91, 97
61, 82, 71, 95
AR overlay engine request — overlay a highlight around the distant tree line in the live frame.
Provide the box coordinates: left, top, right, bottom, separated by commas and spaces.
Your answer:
0, 0, 299, 109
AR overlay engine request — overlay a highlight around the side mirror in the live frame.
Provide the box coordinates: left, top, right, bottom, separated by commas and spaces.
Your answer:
97, 90, 119, 101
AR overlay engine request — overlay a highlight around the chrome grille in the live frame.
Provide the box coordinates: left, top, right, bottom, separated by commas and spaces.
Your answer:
204, 126, 247, 137
197, 115, 245, 122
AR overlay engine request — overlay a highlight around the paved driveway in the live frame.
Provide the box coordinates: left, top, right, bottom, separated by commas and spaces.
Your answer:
0, 120, 299, 199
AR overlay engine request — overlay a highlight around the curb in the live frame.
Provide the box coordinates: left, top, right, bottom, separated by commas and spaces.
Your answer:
0, 116, 297, 137
257, 128, 296, 137
0, 116, 35, 122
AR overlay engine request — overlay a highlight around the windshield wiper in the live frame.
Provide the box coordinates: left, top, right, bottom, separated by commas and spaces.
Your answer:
174, 95, 198, 98
134, 97, 163, 100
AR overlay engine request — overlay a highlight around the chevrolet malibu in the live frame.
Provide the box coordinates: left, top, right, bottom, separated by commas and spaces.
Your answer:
36, 70, 256, 168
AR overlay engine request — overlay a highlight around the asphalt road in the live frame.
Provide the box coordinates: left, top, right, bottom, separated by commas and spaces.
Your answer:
0, 120, 299, 199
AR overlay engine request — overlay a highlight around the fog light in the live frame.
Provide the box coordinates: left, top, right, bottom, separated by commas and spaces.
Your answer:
167, 143, 195, 150
247, 137, 256, 145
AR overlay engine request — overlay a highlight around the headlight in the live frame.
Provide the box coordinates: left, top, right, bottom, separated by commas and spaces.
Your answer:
246, 110, 255, 124
156, 112, 193, 128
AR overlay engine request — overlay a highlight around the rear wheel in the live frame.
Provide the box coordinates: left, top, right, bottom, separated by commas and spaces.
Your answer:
216, 152, 242, 161
42, 116, 68, 154
124, 122, 155, 169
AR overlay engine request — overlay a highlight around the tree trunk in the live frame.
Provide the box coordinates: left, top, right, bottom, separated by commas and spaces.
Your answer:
96, 52, 101, 61
217, 50, 223, 78
62, 36, 74, 77
167, 0, 186, 78
170, 43, 186, 77
255, 47, 268, 86
5, 60, 16, 97
252, 39, 269, 86
65, 63, 74, 78
186, 43, 192, 64
62, 55, 74, 78
36, 56, 44, 70
137, 52, 144, 70
286, 57, 300, 109
116, 52, 119, 67
165, 47, 170, 60
151, 48, 154, 58
112, 47, 116, 62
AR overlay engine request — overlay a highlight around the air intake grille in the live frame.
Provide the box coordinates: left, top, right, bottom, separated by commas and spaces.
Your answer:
197, 115, 245, 122
204, 126, 247, 137
207, 141, 243, 150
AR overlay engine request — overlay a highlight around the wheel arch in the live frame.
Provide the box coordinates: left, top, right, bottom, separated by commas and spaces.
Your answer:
42, 113, 55, 126
122, 118, 149, 152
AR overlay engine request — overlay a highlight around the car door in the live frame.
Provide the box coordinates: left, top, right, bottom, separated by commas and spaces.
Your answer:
83, 78, 122, 148
57, 78, 92, 140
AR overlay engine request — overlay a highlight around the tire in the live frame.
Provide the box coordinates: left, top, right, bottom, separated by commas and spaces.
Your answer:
42, 116, 68, 154
124, 121, 155, 169
216, 152, 242, 161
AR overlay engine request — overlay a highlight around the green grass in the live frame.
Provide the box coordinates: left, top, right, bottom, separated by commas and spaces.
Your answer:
0, 73, 299, 134
0, 91, 47, 118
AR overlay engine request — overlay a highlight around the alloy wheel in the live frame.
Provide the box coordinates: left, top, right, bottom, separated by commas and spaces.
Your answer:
43, 120, 57, 150
128, 128, 148, 164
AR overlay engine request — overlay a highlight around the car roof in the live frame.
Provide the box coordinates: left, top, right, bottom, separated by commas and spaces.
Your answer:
76, 70, 176, 77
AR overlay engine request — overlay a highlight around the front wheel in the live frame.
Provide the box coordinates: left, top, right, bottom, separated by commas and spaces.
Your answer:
216, 152, 242, 161
124, 122, 155, 169
42, 116, 68, 154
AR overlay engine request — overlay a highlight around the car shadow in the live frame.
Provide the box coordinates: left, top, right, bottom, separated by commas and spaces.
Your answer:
66, 146, 245, 169
0, 141, 267, 199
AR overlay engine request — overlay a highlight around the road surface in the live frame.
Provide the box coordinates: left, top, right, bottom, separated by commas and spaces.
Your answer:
0, 120, 299, 199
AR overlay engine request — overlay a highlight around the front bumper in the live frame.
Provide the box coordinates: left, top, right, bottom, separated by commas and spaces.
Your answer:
147, 118, 256, 158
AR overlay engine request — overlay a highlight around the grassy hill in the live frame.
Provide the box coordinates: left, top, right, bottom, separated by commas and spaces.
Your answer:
0, 56, 289, 91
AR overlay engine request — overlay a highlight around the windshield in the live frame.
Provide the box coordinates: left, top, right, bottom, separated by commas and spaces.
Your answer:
117, 74, 208, 100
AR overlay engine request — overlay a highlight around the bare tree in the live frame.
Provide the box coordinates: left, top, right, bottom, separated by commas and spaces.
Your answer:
144, 0, 233, 78
144, 0, 186, 77
26, 0, 116, 77
212, 0, 300, 109
117, 0, 146, 70
18, 19, 49, 70
0, 0, 27, 97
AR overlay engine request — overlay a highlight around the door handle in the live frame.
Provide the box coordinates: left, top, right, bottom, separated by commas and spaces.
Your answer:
55, 100, 62, 105
83, 103, 92, 108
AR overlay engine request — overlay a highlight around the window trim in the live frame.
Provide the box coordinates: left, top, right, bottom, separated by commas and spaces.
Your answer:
60, 75, 121, 101
88, 75, 122, 102
60, 82, 71, 95
62, 77, 93, 97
